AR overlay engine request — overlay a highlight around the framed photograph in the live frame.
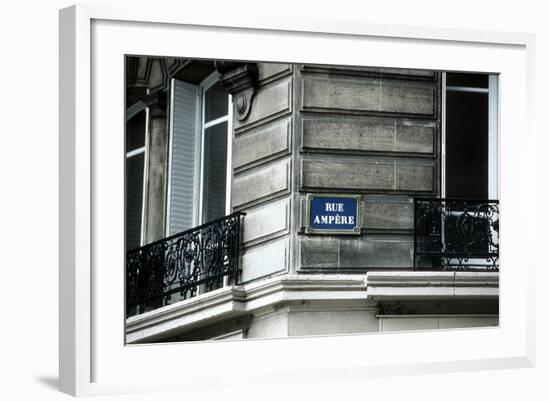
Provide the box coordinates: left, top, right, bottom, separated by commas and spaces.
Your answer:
59, 4, 535, 396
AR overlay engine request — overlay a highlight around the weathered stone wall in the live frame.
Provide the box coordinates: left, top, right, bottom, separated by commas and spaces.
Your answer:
293, 65, 441, 272
231, 63, 294, 282
231, 62, 441, 280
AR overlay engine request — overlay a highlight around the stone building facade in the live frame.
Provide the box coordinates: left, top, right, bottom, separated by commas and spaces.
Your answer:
125, 58, 499, 343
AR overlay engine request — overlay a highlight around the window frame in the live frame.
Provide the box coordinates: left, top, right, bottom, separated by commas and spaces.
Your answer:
166, 72, 233, 236
199, 75, 232, 294
125, 102, 150, 248
198, 72, 233, 225
439, 73, 500, 270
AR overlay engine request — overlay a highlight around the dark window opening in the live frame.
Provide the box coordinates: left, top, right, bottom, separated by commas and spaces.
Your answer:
445, 73, 489, 199
126, 109, 146, 251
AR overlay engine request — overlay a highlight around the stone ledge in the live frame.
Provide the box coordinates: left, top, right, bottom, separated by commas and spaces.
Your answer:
126, 274, 368, 343
126, 271, 499, 343
365, 271, 499, 301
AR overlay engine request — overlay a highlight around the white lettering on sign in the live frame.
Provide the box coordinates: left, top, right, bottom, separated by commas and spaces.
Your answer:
312, 214, 355, 226
325, 203, 344, 212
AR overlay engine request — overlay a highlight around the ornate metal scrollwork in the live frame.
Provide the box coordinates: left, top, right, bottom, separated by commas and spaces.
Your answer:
414, 198, 499, 271
126, 212, 245, 317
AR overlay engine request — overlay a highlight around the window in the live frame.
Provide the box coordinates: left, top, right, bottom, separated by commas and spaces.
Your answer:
166, 73, 232, 236
125, 107, 148, 251
425, 72, 500, 270
442, 72, 499, 199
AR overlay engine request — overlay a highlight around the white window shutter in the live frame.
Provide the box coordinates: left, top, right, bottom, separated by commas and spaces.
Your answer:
167, 79, 199, 235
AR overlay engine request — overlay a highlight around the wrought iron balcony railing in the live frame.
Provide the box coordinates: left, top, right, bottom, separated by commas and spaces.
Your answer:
126, 211, 245, 317
414, 198, 499, 271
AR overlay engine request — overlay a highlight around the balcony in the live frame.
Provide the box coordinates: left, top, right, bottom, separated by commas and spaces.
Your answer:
414, 198, 499, 271
126, 211, 245, 317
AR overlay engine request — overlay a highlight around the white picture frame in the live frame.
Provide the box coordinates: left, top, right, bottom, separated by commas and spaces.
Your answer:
59, 4, 536, 397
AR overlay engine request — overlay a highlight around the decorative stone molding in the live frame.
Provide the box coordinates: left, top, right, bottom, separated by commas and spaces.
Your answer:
214, 62, 259, 121
365, 271, 499, 301
126, 58, 259, 120
126, 56, 187, 92
125, 271, 499, 343
212, 61, 244, 74
125, 274, 369, 343
146, 91, 168, 119
127, 90, 169, 121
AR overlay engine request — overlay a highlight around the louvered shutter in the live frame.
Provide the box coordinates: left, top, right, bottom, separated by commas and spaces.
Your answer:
167, 79, 199, 235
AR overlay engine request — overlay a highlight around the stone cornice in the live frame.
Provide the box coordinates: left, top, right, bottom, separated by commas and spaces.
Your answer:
126, 271, 499, 343
365, 271, 499, 301
126, 274, 367, 343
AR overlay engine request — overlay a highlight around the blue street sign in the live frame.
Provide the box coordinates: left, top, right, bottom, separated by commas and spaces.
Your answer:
306, 194, 362, 235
